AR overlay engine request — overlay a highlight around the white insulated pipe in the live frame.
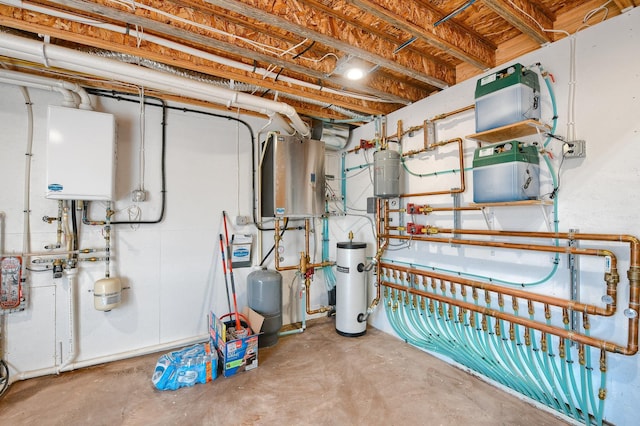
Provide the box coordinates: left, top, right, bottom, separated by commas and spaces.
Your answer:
57, 267, 78, 373
0, 32, 311, 136
0, 68, 92, 109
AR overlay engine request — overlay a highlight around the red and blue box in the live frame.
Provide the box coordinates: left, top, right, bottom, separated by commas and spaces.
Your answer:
209, 312, 259, 377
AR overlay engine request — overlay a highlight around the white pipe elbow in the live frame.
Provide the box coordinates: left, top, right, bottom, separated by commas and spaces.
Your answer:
52, 86, 77, 108
60, 81, 92, 110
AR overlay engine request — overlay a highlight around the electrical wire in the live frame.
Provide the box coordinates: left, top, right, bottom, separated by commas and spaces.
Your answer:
83, 89, 167, 225
107, 0, 332, 65
506, 0, 570, 38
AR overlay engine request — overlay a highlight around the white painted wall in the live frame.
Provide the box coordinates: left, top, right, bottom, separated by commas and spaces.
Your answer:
0, 86, 327, 379
339, 8, 639, 425
1, 7, 637, 425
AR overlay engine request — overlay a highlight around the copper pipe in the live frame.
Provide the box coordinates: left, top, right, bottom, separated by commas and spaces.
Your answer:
381, 233, 617, 266
366, 198, 387, 313
431, 227, 631, 309
305, 276, 331, 315
429, 206, 482, 212
438, 228, 637, 267
400, 138, 465, 198
392, 207, 481, 213
431, 104, 475, 121
380, 262, 613, 317
382, 279, 635, 355
346, 145, 363, 154
304, 218, 310, 260
627, 266, 640, 354
273, 219, 298, 272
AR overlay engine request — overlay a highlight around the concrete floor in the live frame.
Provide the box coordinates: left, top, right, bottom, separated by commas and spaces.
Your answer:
0, 318, 568, 425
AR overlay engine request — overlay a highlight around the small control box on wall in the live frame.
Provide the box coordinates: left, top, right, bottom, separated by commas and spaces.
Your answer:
46, 105, 116, 201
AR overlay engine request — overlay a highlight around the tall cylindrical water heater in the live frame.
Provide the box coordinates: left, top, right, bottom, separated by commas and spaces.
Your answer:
335, 241, 367, 337
247, 268, 282, 347
373, 150, 400, 198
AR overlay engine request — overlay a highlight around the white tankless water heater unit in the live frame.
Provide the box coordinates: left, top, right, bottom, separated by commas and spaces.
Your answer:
46, 105, 116, 201
335, 241, 367, 337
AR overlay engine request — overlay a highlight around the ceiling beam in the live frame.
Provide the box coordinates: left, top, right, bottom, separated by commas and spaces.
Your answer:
38, 0, 416, 104
483, 0, 554, 45
297, 0, 451, 70
613, 0, 638, 10
347, 0, 495, 70
202, 0, 452, 88
0, 6, 398, 116
168, 0, 438, 96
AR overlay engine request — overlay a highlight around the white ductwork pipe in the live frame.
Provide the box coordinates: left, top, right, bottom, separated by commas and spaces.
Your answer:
0, 32, 310, 136
0, 68, 93, 109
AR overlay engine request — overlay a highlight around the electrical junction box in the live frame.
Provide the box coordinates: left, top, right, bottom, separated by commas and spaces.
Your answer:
475, 63, 540, 132
261, 134, 325, 218
473, 141, 540, 203
46, 105, 116, 201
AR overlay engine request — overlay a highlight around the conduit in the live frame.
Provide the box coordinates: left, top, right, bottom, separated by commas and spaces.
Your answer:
0, 32, 310, 136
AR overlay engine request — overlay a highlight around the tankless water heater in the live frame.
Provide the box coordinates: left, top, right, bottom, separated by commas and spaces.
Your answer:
46, 105, 116, 201
261, 134, 325, 217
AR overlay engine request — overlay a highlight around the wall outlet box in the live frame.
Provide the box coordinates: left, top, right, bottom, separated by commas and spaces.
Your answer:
563, 140, 586, 158
236, 215, 250, 225
132, 189, 147, 202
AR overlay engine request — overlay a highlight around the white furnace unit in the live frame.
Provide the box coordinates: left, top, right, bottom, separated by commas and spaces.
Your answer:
46, 105, 116, 201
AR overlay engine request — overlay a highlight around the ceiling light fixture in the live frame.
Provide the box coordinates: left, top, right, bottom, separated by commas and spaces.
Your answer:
332, 55, 369, 81
345, 67, 365, 80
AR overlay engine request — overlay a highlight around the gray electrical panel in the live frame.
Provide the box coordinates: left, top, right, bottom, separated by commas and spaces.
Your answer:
261, 134, 325, 218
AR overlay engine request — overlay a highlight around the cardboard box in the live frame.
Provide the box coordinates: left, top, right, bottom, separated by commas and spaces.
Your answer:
209, 312, 259, 377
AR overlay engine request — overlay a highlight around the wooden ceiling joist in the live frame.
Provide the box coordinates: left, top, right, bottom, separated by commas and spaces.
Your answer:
0, 0, 628, 122
202, 0, 453, 89
484, 0, 554, 45
347, 0, 496, 70
0, 7, 397, 117
38, 0, 417, 105
613, 0, 639, 10
297, 0, 452, 70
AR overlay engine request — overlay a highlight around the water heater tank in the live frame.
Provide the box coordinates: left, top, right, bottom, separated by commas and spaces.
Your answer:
335, 241, 367, 337
247, 268, 282, 347
373, 150, 400, 198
